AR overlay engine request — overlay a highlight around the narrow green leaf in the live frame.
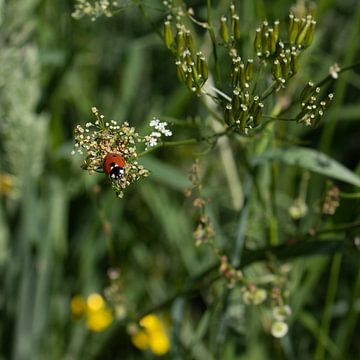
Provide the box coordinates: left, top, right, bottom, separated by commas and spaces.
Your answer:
252, 146, 360, 187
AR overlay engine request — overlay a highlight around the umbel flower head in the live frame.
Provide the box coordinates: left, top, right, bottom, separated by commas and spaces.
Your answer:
73, 107, 149, 198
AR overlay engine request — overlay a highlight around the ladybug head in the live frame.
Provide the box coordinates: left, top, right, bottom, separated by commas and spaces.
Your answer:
109, 163, 125, 180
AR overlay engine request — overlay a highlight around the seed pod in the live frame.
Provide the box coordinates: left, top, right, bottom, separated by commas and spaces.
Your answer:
289, 17, 299, 44
300, 81, 315, 103
253, 103, 264, 127
164, 21, 174, 49
220, 17, 229, 43
281, 58, 289, 79
232, 15, 241, 40
295, 20, 310, 47
232, 67, 240, 87
239, 63, 246, 89
185, 30, 195, 53
224, 104, 234, 125
176, 31, 185, 55
272, 59, 282, 80
245, 59, 254, 82
199, 56, 208, 81
232, 90, 240, 115
254, 28, 262, 54
191, 64, 199, 83
273, 20, 280, 43
186, 70, 193, 90
304, 20, 316, 47
176, 61, 186, 83
261, 30, 270, 55
288, 14, 294, 39
269, 28, 277, 54
290, 52, 299, 74
239, 104, 248, 132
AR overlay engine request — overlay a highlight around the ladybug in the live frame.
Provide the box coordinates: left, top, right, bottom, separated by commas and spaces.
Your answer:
102, 153, 126, 181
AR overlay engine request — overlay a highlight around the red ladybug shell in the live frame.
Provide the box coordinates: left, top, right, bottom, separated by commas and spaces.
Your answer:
102, 153, 126, 175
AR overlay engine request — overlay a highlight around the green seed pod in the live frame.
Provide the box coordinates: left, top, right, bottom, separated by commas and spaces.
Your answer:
220, 17, 229, 44
245, 59, 254, 82
185, 30, 195, 53
288, 14, 294, 39
272, 59, 282, 80
232, 15, 241, 40
295, 20, 310, 47
290, 52, 299, 74
224, 104, 234, 125
239, 63, 246, 89
232, 67, 240, 87
261, 30, 270, 55
186, 70, 193, 90
199, 56, 208, 81
191, 64, 199, 83
268, 28, 277, 54
281, 58, 289, 79
239, 104, 248, 132
253, 103, 264, 127
164, 21, 174, 49
254, 28, 262, 54
273, 20, 280, 43
304, 20, 316, 47
176, 31, 185, 55
289, 17, 299, 44
300, 81, 315, 103
232, 90, 240, 115
176, 61, 186, 83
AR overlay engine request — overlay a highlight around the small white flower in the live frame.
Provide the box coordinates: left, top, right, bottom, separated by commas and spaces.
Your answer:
273, 305, 292, 321
329, 63, 340, 79
271, 321, 289, 338
150, 118, 160, 127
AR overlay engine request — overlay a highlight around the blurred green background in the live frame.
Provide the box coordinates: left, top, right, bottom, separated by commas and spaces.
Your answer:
0, 0, 360, 359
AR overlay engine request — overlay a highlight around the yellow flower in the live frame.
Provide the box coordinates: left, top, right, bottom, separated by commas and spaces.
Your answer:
70, 293, 113, 332
131, 314, 170, 356
86, 307, 113, 332
0, 173, 13, 195
70, 295, 86, 319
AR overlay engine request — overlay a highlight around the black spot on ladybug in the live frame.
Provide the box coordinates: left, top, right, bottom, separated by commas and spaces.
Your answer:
110, 166, 124, 180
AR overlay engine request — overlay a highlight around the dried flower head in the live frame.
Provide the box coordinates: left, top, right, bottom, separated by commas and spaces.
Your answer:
73, 107, 149, 198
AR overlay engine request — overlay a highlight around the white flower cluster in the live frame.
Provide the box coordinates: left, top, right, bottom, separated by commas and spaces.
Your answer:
145, 118, 172, 150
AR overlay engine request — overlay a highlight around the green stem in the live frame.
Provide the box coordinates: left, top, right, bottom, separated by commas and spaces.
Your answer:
340, 191, 360, 199
138, 129, 232, 157
314, 254, 342, 360
206, 0, 221, 84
